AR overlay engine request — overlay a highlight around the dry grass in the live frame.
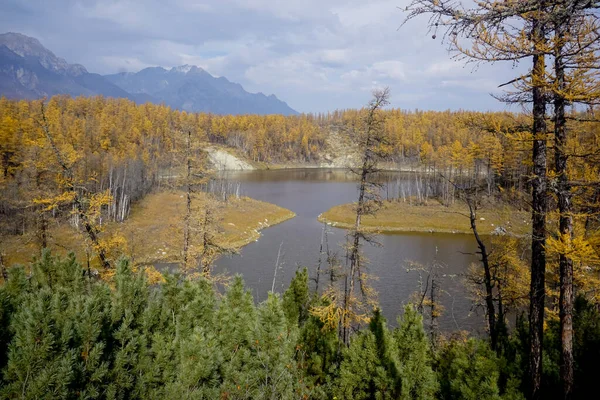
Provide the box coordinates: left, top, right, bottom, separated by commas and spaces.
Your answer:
318, 200, 530, 235
1, 191, 295, 269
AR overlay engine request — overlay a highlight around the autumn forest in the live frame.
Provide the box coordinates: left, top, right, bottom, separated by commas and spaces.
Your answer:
2, 0, 600, 399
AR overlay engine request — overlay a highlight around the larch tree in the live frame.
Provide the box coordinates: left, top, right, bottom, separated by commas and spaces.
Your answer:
403, 1, 600, 397
38, 101, 112, 269
172, 111, 212, 272
403, 1, 549, 392
342, 87, 390, 345
546, 6, 600, 397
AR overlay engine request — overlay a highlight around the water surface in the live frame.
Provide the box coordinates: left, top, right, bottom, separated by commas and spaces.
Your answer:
214, 169, 485, 332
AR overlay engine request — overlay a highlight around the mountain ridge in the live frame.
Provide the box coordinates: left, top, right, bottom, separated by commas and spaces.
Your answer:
104, 64, 297, 115
0, 32, 298, 115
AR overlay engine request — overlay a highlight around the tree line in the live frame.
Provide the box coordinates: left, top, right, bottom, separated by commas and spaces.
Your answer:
4, 94, 598, 242
0, 96, 326, 269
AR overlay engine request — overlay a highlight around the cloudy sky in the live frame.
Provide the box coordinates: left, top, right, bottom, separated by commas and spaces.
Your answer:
1, 0, 527, 113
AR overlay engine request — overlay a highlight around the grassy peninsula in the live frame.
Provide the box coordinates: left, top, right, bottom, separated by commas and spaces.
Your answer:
318, 200, 530, 235
1, 191, 295, 268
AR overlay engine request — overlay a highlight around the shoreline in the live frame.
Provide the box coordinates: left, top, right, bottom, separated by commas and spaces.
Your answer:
206, 143, 485, 175
233, 162, 479, 174
318, 201, 530, 237
222, 206, 295, 249
316, 216, 477, 235
0, 191, 296, 269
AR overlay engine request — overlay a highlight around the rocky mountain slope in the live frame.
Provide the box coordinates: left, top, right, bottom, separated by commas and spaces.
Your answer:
0, 33, 141, 101
105, 65, 297, 115
0, 32, 297, 115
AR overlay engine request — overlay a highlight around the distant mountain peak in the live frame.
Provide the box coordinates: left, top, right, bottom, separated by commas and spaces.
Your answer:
139, 66, 167, 74
0, 32, 139, 101
0, 32, 298, 115
68, 64, 87, 76
104, 63, 298, 115
0, 32, 88, 76
171, 64, 193, 74
168, 65, 212, 77
0, 32, 45, 54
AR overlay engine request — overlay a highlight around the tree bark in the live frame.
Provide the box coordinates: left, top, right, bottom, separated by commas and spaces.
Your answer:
0, 253, 7, 282
529, 17, 548, 399
201, 207, 213, 277
554, 23, 574, 400
39, 210, 48, 249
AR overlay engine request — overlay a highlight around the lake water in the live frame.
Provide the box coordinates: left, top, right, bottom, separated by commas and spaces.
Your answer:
214, 169, 485, 332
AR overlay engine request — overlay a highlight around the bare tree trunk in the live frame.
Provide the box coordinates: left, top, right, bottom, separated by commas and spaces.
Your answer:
39, 210, 48, 249
0, 253, 7, 282
201, 207, 210, 276
109, 166, 114, 220
430, 269, 438, 347
326, 226, 335, 288
529, 19, 548, 399
316, 223, 325, 293
271, 242, 283, 292
467, 198, 498, 351
342, 271, 349, 344
344, 124, 371, 345
342, 88, 389, 345
554, 24, 574, 399
119, 167, 127, 222
183, 130, 192, 269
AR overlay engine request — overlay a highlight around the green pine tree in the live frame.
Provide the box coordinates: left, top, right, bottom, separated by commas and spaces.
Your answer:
436, 338, 503, 400
296, 295, 341, 398
106, 259, 150, 399
394, 305, 438, 400
282, 268, 310, 328
250, 293, 296, 400
337, 310, 398, 400
215, 276, 257, 398
1, 252, 88, 399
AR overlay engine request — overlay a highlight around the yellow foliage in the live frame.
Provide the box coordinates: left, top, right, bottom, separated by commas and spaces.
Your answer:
144, 265, 165, 285
33, 191, 77, 212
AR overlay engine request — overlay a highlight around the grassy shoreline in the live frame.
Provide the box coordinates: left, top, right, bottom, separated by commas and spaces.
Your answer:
318, 200, 530, 236
1, 191, 295, 268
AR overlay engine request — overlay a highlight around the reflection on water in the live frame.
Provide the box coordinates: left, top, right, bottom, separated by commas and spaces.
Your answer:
214, 169, 485, 332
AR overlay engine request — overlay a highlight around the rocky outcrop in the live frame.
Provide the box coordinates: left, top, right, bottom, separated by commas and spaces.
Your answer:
206, 147, 254, 171
319, 130, 361, 168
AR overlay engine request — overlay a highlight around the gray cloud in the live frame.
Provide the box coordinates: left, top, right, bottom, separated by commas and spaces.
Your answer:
0, 0, 527, 112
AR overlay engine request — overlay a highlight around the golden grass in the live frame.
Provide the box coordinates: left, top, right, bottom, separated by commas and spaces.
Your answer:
318, 200, 530, 235
1, 191, 295, 269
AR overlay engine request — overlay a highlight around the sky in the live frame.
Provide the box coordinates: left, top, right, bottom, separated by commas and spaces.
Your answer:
0, 0, 528, 113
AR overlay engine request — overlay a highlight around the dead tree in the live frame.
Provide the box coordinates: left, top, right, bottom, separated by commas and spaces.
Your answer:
199, 199, 230, 277
465, 188, 500, 351
342, 87, 390, 345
